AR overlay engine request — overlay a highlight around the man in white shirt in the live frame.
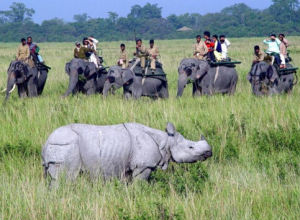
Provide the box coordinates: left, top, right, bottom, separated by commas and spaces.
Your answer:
88, 36, 99, 50
220, 35, 231, 60
88, 36, 101, 68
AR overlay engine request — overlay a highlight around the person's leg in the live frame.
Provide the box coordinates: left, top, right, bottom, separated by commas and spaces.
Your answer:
150, 57, 156, 70
140, 57, 146, 69
274, 54, 281, 66
280, 54, 286, 68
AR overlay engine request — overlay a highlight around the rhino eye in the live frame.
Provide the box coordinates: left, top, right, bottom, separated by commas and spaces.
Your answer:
189, 146, 194, 149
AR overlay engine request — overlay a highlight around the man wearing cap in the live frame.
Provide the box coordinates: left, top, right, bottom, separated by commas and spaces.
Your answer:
133, 39, 147, 71
147, 39, 159, 73
74, 41, 81, 58
193, 35, 208, 60
118, 43, 128, 68
16, 38, 30, 63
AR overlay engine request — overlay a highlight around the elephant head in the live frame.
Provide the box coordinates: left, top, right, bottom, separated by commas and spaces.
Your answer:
248, 61, 279, 96
177, 58, 209, 97
103, 66, 135, 97
63, 59, 98, 97
4, 61, 30, 101
166, 123, 212, 163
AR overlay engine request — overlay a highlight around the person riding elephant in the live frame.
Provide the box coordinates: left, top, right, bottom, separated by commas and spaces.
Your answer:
16, 38, 30, 64
4, 61, 39, 102
26, 36, 49, 95
103, 66, 168, 99
177, 58, 238, 97
63, 58, 108, 97
247, 61, 295, 96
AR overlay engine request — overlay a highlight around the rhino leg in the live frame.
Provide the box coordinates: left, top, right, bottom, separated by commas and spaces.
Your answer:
132, 168, 152, 180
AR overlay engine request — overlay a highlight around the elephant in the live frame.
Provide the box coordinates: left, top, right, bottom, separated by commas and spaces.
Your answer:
42, 122, 213, 187
4, 61, 40, 101
63, 58, 108, 97
103, 65, 169, 99
247, 61, 296, 96
177, 58, 238, 97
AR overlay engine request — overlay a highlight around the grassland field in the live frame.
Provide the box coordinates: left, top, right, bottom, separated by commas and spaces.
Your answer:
0, 37, 299, 219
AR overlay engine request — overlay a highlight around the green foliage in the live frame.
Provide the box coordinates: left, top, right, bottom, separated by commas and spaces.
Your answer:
1, 1, 300, 42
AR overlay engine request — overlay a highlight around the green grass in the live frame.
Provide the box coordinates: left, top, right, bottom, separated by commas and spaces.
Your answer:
0, 37, 299, 219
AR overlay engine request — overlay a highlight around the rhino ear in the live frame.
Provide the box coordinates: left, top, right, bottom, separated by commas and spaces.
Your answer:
200, 135, 205, 141
166, 122, 176, 136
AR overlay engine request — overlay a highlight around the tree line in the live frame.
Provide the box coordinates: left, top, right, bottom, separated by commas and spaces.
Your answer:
0, 0, 299, 42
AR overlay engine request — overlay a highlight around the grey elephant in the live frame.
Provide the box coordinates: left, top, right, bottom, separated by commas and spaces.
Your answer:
4, 61, 40, 101
63, 58, 108, 97
103, 65, 169, 99
247, 61, 296, 96
42, 122, 212, 187
177, 58, 238, 97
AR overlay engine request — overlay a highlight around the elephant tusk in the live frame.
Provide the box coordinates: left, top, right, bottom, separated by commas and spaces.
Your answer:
9, 84, 16, 93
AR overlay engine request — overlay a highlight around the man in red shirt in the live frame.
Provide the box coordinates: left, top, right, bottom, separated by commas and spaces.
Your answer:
204, 31, 215, 62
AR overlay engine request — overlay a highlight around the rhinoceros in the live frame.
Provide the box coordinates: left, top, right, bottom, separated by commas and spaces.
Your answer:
42, 122, 212, 187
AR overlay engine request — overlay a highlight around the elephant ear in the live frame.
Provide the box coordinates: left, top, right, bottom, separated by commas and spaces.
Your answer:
65, 62, 71, 75
85, 63, 97, 77
7, 61, 14, 73
121, 69, 134, 84
199, 60, 209, 74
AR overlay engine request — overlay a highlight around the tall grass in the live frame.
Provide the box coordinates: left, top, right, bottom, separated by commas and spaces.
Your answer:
0, 38, 299, 219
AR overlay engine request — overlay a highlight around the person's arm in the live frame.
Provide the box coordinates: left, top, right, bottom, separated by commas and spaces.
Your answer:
225, 39, 231, 47
193, 44, 197, 55
283, 38, 289, 47
203, 42, 208, 55
16, 46, 20, 60
263, 39, 269, 45
25, 46, 30, 58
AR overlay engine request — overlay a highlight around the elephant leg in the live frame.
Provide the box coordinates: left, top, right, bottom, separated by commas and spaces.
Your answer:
86, 87, 96, 95
229, 80, 237, 95
18, 84, 27, 98
158, 83, 169, 99
37, 70, 48, 95
84, 79, 96, 95
27, 77, 38, 97
193, 82, 201, 96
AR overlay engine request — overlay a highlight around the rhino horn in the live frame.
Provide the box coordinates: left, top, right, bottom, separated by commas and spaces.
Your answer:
200, 135, 205, 141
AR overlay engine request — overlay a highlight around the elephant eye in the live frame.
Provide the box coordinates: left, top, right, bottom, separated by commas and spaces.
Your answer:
189, 146, 194, 149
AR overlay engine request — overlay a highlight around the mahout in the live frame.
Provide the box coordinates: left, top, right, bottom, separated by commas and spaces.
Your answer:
42, 122, 212, 188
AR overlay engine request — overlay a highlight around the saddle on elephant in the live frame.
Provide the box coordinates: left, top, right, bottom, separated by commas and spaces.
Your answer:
129, 58, 165, 75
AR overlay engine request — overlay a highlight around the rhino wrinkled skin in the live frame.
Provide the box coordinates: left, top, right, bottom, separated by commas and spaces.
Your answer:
42, 122, 212, 187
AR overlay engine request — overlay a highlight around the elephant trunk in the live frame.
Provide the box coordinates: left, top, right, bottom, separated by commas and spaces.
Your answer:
63, 70, 78, 97
4, 72, 17, 102
177, 73, 188, 97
